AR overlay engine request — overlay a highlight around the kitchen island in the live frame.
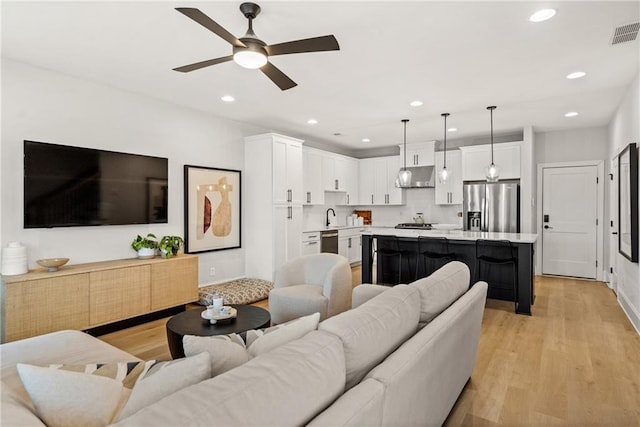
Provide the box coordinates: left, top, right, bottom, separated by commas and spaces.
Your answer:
361, 228, 537, 315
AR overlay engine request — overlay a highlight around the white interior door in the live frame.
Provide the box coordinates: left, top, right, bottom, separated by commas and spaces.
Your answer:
609, 160, 618, 291
542, 165, 598, 278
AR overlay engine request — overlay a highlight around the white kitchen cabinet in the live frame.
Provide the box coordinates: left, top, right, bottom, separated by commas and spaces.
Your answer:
435, 149, 463, 205
321, 152, 359, 206
272, 136, 304, 204
302, 147, 325, 205
460, 141, 522, 181
244, 133, 304, 281
301, 231, 321, 255
338, 228, 365, 264
399, 141, 436, 167
359, 156, 405, 205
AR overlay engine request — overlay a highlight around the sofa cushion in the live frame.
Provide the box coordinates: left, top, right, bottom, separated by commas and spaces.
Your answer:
409, 261, 470, 326
183, 312, 320, 376
307, 378, 384, 427
318, 284, 420, 389
113, 330, 346, 427
16, 352, 211, 427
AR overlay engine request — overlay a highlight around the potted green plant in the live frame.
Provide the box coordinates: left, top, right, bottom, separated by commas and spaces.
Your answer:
159, 235, 184, 258
131, 233, 158, 259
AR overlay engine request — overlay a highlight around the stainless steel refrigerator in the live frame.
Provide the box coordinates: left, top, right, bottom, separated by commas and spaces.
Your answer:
463, 181, 520, 232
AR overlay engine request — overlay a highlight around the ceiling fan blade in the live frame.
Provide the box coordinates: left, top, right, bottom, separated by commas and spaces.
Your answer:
176, 8, 246, 48
260, 62, 297, 90
265, 35, 339, 56
173, 55, 233, 73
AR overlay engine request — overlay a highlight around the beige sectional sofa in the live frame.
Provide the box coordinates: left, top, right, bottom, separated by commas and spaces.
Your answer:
1, 261, 488, 426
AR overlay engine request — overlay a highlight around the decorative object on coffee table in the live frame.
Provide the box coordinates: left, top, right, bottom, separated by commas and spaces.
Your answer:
184, 165, 241, 253
36, 258, 69, 272
198, 278, 273, 306
166, 305, 270, 359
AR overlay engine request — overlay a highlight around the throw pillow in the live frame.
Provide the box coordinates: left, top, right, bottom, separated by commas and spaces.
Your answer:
183, 311, 321, 376
16, 352, 211, 427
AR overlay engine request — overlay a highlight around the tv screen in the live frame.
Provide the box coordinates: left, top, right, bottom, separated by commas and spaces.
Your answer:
24, 141, 168, 228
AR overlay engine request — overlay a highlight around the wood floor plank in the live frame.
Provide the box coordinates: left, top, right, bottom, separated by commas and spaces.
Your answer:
98, 273, 640, 425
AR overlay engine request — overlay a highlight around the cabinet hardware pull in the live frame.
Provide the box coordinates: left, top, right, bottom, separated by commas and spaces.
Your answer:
288, 206, 292, 219
348, 238, 352, 248
347, 194, 350, 204
287, 189, 292, 202
415, 154, 419, 165
309, 241, 318, 245
307, 191, 311, 203
335, 179, 339, 190
371, 194, 374, 204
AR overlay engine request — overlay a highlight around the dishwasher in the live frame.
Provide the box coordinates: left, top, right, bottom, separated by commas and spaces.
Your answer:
320, 230, 339, 254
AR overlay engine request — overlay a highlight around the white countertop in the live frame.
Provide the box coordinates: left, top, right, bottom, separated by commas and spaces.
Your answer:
303, 225, 371, 233
362, 227, 538, 243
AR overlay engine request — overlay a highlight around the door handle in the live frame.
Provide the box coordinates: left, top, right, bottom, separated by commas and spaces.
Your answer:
544, 225, 552, 229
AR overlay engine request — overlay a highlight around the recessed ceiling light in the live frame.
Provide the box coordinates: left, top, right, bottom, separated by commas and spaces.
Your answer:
566, 71, 586, 80
307, 119, 318, 125
448, 127, 457, 132
410, 100, 423, 107
529, 8, 556, 22
565, 111, 579, 117
221, 95, 235, 102
362, 138, 371, 143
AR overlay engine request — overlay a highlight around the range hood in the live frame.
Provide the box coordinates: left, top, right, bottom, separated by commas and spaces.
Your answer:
397, 166, 435, 188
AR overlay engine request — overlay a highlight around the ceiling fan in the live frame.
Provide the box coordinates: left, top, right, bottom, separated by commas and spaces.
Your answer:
173, 3, 340, 90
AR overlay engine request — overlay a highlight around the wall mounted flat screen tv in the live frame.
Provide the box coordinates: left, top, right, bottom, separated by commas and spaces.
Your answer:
24, 141, 168, 228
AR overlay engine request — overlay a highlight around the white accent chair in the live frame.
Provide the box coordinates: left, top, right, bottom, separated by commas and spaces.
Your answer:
269, 253, 352, 324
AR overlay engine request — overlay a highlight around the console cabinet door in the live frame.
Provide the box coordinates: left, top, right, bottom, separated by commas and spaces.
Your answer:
4, 274, 90, 342
151, 256, 198, 310
89, 266, 151, 326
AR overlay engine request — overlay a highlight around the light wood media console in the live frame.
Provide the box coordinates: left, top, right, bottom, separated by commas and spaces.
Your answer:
1, 254, 198, 343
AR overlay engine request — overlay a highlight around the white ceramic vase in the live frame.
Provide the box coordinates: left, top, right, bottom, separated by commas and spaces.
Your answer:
137, 247, 156, 259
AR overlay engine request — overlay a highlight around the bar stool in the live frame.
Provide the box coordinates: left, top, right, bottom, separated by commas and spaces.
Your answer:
474, 239, 518, 312
415, 236, 456, 280
374, 236, 414, 285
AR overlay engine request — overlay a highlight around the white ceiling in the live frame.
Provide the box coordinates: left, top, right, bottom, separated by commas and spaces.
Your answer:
2, 1, 639, 152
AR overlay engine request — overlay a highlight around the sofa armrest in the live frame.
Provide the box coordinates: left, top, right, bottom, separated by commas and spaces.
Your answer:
351, 284, 390, 308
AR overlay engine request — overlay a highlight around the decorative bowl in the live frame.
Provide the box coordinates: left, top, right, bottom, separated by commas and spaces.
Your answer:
36, 258, 70, 272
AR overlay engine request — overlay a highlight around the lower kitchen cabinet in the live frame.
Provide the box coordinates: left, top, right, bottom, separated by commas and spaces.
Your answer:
339, 228, 365, 264
301, 231, 321, 255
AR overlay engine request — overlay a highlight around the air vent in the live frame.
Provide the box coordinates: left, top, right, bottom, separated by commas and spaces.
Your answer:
611, 21, 639, 45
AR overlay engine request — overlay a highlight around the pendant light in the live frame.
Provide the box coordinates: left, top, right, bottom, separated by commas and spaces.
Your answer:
397, 119, 412, 187
485, 106, 500, 182
439, 113, 450, 184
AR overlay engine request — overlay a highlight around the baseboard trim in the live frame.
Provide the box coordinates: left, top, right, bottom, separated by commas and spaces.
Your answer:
617, 288, 640, 335
85, 305, 186, 337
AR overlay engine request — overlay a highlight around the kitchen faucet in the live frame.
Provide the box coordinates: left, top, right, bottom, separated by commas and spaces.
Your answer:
326, 208, 336, 226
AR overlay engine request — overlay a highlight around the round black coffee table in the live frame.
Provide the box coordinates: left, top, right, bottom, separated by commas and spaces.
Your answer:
166, 305, 271, 359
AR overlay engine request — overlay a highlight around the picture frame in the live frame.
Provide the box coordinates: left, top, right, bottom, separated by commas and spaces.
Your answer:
618, 142, 638, 262
184, 165, 241, 253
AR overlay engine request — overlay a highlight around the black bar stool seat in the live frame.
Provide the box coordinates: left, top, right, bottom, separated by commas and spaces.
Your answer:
474, 239, 518, 312
374, 236, 414, 285
416, 236, 456, 280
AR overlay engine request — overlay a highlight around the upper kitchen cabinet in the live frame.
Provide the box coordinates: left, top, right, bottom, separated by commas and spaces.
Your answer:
322, 152, 359, 206
460, 141, 522, 181
359, 156, 405, 205
399, 141, 436, 167
302, 147, 325, 205
435, 149, 463, 205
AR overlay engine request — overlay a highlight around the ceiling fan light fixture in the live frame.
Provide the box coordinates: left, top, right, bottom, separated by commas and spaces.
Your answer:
233, 49, 267, 69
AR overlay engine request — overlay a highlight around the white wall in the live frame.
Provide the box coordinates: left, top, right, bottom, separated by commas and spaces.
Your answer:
1, 60, 266, 285
535, 126, 609, 165
608, 71, 640, 333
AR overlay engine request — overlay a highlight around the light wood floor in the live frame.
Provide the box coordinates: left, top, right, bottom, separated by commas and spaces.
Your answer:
98, 272, 640, 425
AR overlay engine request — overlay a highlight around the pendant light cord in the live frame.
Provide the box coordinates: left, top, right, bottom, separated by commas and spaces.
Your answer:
441, 113, 449, 168
402, 119, 409, 170
487, 106, 496, 165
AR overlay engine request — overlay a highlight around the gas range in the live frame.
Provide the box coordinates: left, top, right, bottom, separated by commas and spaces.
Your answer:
395, 223, 432, 230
